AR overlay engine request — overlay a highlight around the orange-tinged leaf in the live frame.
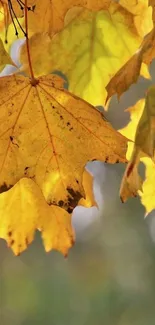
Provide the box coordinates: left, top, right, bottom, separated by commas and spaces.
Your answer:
0, 178, 74, 256
0, 74, 127, 212
106, 27, 155, 101
119, 87, 155, 202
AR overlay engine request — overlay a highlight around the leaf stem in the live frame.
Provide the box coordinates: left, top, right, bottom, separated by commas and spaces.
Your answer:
24, 0, 36, 85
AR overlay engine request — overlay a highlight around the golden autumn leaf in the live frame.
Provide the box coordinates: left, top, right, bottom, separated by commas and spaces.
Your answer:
20, 1, 142, 106
119, 87, 155, 202
0, 177, 74, 256
0, 73, 127, 213
106, 26, 155, 101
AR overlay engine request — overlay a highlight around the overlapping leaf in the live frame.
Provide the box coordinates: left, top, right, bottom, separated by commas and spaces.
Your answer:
0, 73, 127, 214
20, 1, 142, 106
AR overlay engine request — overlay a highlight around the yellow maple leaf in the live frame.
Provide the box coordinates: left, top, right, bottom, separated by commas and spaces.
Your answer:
20, 1, 142, 106
119, 87, 155, 202
0, 73, 127, 213
0, 177, 74, 256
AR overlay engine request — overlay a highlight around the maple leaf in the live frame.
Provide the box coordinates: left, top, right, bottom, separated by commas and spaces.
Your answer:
0, 177, 74, 256
20, 1, 142, 106
0, 74, 127, 213
119, 87, 155, 202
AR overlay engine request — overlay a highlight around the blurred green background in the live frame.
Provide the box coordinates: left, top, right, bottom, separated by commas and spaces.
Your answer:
1, 31, 155, 325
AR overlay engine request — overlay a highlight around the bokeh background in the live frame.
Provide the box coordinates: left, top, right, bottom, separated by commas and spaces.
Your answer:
1, 28, 155, 325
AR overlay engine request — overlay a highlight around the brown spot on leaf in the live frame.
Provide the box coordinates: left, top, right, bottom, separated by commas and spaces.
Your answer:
25, 238, 29, 246
105, 156, 109, 163
67, 207, 73, 214
24, 166, 29, 175
8, 231, 12, 237
0, 183, 13, 193
58, 200, 64, 207
10, 239, 15, 246
67, 187, 82, 212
